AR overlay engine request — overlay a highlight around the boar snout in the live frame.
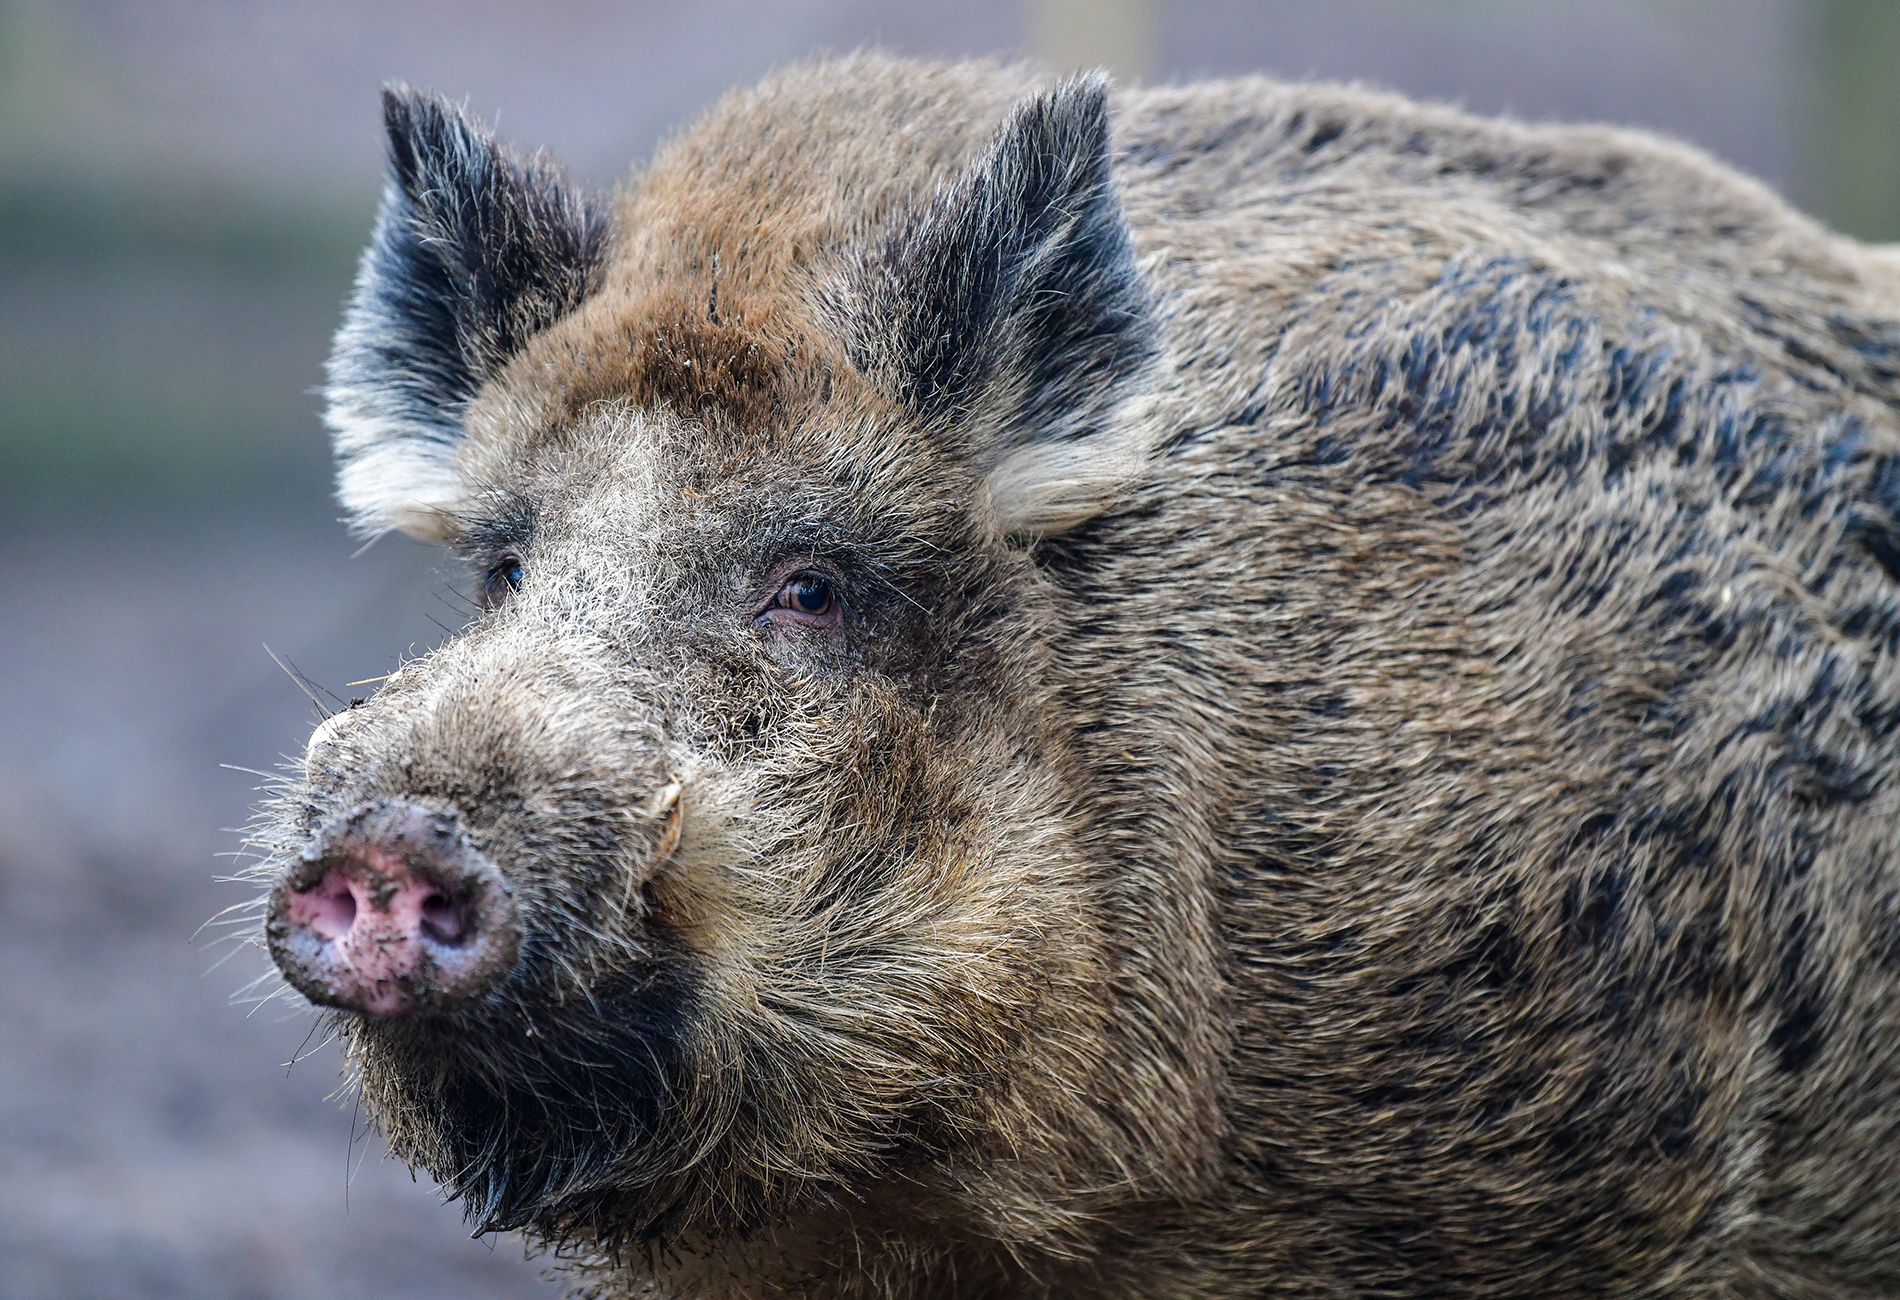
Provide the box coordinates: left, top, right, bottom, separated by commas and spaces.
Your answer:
268, 800, 520, 1017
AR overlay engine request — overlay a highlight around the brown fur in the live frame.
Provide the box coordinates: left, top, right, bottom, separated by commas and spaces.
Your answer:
258, 53, 1900, 1297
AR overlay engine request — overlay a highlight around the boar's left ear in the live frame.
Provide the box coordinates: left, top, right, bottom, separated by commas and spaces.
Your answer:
828, 74, 1157, 537
325, 87, 609, 539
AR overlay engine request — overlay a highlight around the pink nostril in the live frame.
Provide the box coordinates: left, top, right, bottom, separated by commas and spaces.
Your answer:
298, 874, 358, 941
419, 891, 472, 947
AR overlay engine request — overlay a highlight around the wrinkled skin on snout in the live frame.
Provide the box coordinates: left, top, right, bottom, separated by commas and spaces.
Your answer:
263, 402, 1110, 1251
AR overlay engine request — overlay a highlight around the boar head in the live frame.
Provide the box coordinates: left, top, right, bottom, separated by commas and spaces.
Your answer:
252, 69, 1195, 1265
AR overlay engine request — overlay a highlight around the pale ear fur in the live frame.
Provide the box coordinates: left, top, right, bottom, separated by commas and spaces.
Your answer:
982, 394, 1164, 538
330, 433, 463, 542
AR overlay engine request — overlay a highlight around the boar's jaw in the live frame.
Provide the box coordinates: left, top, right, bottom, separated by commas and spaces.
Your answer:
273, 750, 709, 1239
347, 954, 696, 1239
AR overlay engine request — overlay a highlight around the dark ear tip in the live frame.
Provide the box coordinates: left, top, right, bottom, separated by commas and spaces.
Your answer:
380, 84, 490, 193
379, 83, 428, 140
994, 72, 1112, 174
1040, 71, 1112, 134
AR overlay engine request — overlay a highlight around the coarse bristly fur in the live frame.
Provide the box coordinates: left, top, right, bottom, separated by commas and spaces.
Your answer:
245, 50, 1900, 1298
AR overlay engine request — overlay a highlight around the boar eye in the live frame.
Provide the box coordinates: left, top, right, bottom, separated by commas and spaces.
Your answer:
482, 557, 524, 607
773, 573, 838, 620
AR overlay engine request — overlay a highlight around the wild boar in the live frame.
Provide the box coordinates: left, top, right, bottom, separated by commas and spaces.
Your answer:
254, 52, 1900, 1298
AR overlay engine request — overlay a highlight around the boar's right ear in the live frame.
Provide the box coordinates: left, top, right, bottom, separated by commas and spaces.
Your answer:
324, 87, 609, 539
827, 74, 1158, 538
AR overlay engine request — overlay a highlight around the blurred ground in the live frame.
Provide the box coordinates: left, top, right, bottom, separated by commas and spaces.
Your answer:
0, 2, 1894, 1296
0, 505, 547, 1296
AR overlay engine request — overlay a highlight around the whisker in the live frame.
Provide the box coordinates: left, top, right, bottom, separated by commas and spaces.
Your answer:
263, 643, 348, 715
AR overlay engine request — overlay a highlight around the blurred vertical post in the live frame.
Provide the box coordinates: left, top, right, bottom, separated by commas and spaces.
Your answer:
1808, 0, 1900, 241
1028, 0, 1160, 83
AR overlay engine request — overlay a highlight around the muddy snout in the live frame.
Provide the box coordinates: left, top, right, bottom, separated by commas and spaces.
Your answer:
267, 801, 519, 1017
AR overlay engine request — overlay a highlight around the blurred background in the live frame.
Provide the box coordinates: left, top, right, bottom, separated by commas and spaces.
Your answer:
1, 1, 1896, 1295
